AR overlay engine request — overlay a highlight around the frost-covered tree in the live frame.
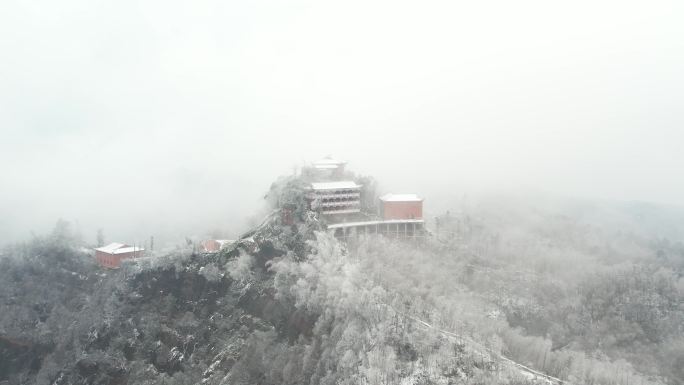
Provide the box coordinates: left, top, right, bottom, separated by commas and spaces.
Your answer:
96, 228, 105, 247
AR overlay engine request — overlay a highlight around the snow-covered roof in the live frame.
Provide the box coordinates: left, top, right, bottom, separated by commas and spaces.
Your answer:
94, 242, 127, 253
313, 157, 346, 166
311, 181, 361, 190
215, 240, 235, 246
95, 242, 144, 255
327, 219, 425, 229
314, 164, 340, 169
379, 193, 423, 202
112, 246, 144, 254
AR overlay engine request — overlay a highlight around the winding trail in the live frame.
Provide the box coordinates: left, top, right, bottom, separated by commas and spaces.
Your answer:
239, 209, 565, 384
383, 303, 565, 385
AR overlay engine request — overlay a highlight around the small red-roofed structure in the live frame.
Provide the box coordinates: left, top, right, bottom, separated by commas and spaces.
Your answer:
95, 243, 144, 268
201, 239, 235, 253
379, 194, 423, 220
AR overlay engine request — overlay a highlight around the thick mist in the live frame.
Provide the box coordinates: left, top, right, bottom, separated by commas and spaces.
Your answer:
1, 0, 683, 246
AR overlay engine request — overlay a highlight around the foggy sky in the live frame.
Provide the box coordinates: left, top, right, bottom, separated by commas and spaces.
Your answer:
1, 0, 683, 245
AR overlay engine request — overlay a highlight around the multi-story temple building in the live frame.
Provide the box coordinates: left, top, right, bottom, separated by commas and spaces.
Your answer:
294, 157, 427, 241
307, 181, 362, 215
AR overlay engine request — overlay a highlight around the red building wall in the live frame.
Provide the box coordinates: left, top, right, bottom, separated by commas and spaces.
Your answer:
201, 240, 221, 252
96, 250, 138, 268
381, 201, 423, 220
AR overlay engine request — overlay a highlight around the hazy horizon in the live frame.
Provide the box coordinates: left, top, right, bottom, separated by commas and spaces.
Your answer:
2, 0, 683, 245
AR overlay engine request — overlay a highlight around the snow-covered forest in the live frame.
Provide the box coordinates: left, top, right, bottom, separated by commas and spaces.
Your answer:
1, 181, 682, 384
